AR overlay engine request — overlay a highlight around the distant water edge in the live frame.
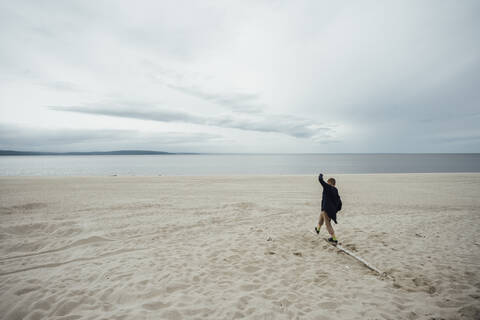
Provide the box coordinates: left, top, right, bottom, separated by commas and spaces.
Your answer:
0, 153, 479, 176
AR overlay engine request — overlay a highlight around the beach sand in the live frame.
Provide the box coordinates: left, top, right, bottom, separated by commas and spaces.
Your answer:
0, 174, 479, 319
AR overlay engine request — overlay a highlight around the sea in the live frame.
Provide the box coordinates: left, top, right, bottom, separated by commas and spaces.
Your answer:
0, 153, 479, 176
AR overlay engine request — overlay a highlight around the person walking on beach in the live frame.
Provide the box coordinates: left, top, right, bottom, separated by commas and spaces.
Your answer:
315, 173, 342, 244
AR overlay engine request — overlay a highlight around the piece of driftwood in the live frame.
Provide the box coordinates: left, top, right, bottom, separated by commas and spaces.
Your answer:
309, 230, 384, 276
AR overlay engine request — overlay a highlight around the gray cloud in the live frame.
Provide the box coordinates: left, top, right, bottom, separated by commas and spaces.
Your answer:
50, 105, 201, 123
49, 102, 334, 140
145, 62, 265, 114
0, 123, 223, 152
165, 83, 263, 114
0, 124, 127, 146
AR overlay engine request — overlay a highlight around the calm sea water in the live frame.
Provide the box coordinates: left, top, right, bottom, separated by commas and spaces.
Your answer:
0, 154, 479, 176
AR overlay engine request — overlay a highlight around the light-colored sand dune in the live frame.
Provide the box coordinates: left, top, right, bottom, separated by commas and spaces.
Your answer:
0, 174, 479, 319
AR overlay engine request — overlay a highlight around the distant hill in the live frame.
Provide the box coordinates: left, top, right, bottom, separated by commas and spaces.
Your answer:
0, 150, 178, 156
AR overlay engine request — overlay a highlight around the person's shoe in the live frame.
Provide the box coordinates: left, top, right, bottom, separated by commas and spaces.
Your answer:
314, 227, 320, 234
327, 237, 338, 245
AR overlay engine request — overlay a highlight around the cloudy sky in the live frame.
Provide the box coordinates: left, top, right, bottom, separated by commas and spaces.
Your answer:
0, 0, 479, 153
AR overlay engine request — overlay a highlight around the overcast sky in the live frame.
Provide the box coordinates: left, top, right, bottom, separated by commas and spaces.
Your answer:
0, 0, 479, 153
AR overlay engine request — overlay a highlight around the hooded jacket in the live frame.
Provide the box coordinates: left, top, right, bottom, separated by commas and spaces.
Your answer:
319, 174, 342, 224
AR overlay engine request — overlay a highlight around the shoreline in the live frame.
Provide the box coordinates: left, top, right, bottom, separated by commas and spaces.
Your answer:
2, 171, 480, 178
2, 154, 479, 177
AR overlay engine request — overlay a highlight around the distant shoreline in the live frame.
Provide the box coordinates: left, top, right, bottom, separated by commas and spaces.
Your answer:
0, 150, 191, 156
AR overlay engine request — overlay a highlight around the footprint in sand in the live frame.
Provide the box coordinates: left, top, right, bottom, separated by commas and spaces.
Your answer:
240, 284, 260, 291
166, 283, 189, 293
15, 286, 42, 296
344, 243, 357, 252
317, 301, 339, 310
242, 266, 260, 273
161, 310, 182, 320
459, 305, 480, 319
412, 277, 436, 294
142, 301, 171, 310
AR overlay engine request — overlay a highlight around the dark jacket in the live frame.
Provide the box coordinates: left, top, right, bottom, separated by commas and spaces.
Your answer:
319, 174, 342, 224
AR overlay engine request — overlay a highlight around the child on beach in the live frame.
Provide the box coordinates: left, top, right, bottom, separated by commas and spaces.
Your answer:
315, 173, 342, 244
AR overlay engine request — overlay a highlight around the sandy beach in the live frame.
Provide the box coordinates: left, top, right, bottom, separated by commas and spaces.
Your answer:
0, 174, 479, 320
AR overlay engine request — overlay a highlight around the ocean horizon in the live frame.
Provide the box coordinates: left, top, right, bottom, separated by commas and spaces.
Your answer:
1, 153, 479, 176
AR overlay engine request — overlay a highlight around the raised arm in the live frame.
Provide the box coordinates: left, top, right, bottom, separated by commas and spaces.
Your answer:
318, 173, 328, 188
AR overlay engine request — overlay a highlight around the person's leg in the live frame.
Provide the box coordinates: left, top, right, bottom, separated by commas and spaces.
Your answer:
317, 211, 325, 229
324, 214, 336, 240
315, 211, 325, 234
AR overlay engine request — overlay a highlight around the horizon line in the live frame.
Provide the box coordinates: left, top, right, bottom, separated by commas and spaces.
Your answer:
0, 149, 479, 156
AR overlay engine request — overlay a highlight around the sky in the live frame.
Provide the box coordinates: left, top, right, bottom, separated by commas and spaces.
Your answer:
0, 0, 479, 153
